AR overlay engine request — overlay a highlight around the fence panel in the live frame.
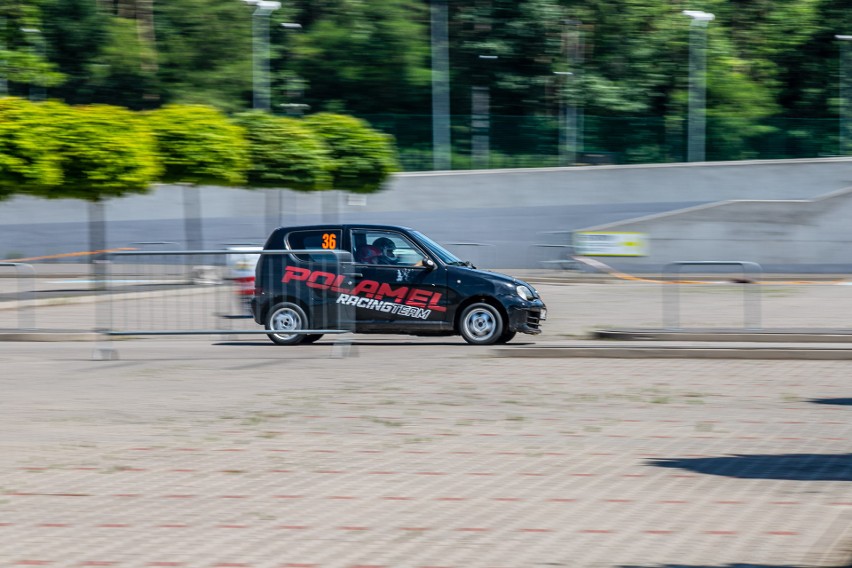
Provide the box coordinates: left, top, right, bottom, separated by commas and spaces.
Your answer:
0, 263, 36, 332
98, 250, 355, 340
663, 261, 763, 331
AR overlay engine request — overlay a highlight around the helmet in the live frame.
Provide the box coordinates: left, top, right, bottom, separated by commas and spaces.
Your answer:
373, 237, 397, 262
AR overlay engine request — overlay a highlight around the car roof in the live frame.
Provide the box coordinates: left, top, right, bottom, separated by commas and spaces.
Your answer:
273, 224, 417, 233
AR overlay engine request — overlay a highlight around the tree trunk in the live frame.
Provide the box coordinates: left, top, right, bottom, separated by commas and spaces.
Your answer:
182, 183, 203, 250
264, 189, 283, 236
88, 199, 107, 291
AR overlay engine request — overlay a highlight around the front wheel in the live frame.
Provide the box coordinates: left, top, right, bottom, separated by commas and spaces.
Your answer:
266, 302, 309, 345
459, 302, 505, 345
496, 330, 516, 344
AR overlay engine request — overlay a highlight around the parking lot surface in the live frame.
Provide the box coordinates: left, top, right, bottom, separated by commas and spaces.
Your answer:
1, 334, 850, 568
1, 278, 851, 567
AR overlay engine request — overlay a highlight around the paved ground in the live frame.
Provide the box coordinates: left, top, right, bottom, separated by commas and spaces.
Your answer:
1, 276, 851, 567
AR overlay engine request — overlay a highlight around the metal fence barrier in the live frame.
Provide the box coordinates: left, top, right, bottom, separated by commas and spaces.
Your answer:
663, 261, 763, 331
95, 249, 356, 358
0, 262, 36, 332
530, 231, 583, 270
445, 242, 497, 269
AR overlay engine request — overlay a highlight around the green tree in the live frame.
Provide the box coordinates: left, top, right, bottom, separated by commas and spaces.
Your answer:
154, 0, 253, 111
43, 102, 160, 277
0, 97, 65, 200
45, 103, 160, 201
145, 104, 249, 248
234, 110, 333, 234
303, 112, 399, 194
289, 0, 432, 115
234, 111, 332, 191
1, 0, 65, 98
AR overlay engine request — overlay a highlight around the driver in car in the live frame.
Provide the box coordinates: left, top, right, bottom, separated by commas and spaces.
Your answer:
371, 237, 399, 265
359, 237, 400, 265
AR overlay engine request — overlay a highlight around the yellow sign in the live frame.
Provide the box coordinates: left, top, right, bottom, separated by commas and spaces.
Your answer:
321, 233, 337, 249
573, 232, 648, 257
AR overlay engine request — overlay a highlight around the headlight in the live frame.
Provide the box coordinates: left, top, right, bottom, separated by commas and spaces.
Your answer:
516, 284, 535, 301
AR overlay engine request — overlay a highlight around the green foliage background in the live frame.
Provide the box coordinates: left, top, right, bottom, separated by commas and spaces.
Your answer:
3, 0, 852, 167
145, 104, 249, 186
233, 111, 332, 192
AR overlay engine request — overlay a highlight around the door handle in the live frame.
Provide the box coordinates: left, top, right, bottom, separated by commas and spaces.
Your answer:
346, 272, 363, 279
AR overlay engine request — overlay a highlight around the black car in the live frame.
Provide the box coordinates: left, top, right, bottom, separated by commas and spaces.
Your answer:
250, 224, 546, 345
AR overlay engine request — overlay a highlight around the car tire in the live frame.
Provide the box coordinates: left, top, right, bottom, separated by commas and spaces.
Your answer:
459, 302, 504, 345
496, 330, 516, 344
302, 334, 324, 344
266, 302, 309, 345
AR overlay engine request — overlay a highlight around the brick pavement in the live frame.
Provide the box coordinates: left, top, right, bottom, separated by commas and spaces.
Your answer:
1, 336, 850, 568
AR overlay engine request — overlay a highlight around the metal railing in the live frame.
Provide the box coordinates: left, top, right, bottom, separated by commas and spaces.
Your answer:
94, 249, 356, 357
0, 262, 36, 332
663, 261, 763, 331
531, 231, 583, 270
445, 242, 497, 269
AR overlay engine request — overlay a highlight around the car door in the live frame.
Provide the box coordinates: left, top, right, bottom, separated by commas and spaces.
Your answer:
348, 229, 448, 332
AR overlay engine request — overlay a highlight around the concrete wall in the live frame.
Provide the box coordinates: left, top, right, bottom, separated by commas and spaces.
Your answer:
381, 157, 852, 210
583, 187, 852, 273
2, 157, 852, 270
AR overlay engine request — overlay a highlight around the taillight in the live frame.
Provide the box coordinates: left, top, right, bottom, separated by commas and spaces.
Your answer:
235, 276, 255, 296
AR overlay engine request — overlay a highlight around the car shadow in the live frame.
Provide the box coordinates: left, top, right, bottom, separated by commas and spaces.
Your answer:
214, 340, 539, 347
646, 453, 852, 481
809, 397, 852, 406
619, 564, 804, 568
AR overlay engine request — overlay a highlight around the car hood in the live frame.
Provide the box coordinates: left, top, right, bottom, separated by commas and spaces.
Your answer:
447, 266, 540, 296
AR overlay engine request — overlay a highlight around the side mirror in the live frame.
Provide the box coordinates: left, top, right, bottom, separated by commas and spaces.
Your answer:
423, 258, 436, 270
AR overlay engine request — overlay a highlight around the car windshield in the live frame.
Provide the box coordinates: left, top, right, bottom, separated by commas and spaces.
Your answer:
412, 231, 469, 266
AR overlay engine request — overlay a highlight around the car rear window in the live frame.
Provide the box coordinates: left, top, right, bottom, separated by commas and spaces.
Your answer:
286, 229, 342, 263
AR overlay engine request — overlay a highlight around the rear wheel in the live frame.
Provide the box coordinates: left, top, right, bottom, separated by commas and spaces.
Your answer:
266, 302, 309, 345
459, 302, 504, 345
302, 334, 324, 344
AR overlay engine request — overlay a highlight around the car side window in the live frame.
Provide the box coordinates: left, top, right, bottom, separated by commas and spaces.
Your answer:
286, 229, 342, 263
351, 230, 427, 267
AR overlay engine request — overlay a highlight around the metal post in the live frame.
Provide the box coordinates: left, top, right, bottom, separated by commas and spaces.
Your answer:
279, 22, 305, 116
556, 19, 582, 166
244, 0, 280, 111
431, 0, 451, 170
836, 35, 852, 154
555, 71, 572, 166
472, 55, 497, 170
21, 27, 44, 101
683, 11, 714, 162
1, 14, 7, 97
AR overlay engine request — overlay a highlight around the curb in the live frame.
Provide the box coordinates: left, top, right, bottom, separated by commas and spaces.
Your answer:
0, 332, 98, 342
594, 328, 852, 343
492, 344, 852, 360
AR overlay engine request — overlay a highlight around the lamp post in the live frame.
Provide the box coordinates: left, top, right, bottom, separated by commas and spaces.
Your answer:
278, 22, 307, 117
431, 0, 451, 171
682, 10, 714, 162
243, 0, 281, 111
836, 35, 852, 155
1, 14, 7, 97
21, 27, 44, 101
555, 19, 583, 166
554, 71, 573, 166
472, 54, 497, 169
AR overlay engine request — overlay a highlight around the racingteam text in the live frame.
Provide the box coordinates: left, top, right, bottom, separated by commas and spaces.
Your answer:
282, 266, 447, 320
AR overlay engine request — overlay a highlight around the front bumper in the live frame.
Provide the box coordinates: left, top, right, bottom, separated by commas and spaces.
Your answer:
507, 302, 547, 335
